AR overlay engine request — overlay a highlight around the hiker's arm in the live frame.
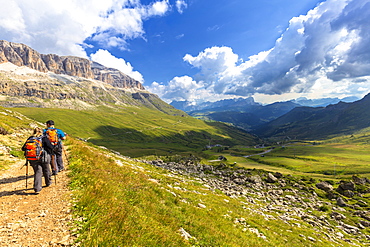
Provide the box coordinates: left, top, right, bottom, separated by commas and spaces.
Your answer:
58, 129, 67, 140
42, 136, 54, 153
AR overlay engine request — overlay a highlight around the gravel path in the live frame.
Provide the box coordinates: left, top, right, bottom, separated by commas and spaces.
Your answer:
0, 158, 75, 246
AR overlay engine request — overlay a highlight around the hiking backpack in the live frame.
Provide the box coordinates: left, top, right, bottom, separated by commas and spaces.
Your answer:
24, 137, 43, 161
45, 128, 60, 151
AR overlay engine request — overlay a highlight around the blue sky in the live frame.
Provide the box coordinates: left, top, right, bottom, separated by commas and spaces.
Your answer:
1, 0, 370, 104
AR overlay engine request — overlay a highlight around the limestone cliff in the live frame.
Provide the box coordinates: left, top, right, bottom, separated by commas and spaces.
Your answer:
0, 40, 144, 90
0, 62, 181, 115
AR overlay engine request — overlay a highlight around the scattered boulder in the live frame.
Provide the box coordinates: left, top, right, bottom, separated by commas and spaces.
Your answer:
274, 172, 283, 178
218, 155, 227, 161
337, 197, 348, 207
330, 211, 346, 220
337, 181, 355, 192
360, 221, 370, 227
352, 176, 370, 185
266, 173, 278, 183
247, 175, 263, 184
0, 127, 8, 135
342, 190, 355, 198
316, 181, 333, 192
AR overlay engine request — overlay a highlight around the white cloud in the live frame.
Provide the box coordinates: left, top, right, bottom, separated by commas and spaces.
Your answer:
0, 0, 171, 55
150, 0, 370, 103
176, 0, 187, 14
90, 49, 144, 82
176, 34, 185, 39
148, 0, 170, 16
0, 0, 175, 84
147, 76, 204, 102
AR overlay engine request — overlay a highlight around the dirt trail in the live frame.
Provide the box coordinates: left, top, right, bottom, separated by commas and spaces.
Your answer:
0, 157, 75, 246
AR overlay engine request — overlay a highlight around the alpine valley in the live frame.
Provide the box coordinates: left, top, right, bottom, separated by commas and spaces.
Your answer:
1, 40, 370, 246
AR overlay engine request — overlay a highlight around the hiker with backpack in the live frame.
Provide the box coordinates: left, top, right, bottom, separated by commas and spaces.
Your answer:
44, 120, 67, 175
22, 127, 54, 194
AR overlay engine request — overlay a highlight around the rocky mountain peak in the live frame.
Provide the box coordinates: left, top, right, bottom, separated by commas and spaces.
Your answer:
0, 40, 144, 90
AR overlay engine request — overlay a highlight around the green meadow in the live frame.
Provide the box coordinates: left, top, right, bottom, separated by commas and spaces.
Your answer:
14, 106, 259, 157
8, 105, 370, 179
205, 136, 370, 180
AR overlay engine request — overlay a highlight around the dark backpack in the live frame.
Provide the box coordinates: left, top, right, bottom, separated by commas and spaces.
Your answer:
24, 137, 43, 161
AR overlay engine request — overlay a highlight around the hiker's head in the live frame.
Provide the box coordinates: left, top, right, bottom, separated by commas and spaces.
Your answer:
46, 120, 55, 127
33, 127, 43, 137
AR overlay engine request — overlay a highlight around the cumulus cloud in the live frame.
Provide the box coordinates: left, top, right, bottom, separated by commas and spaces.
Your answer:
90, 49, 144, 82
176, 0, 188, 14
147, 76, 204, 102
151, 0, 370, 103
0, 0, 171, 55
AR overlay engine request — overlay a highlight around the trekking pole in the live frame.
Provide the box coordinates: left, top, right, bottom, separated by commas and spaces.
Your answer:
51, 154, 57, 185
25, 160, 29, 189
63, 146, 69, 167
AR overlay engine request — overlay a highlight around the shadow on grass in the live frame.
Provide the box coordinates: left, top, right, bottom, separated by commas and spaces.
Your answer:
88, 124, 259, 157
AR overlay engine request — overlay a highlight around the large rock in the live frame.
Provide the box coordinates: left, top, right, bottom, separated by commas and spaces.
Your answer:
247, 175, 263, 184
352, 176, 370, 185
337, 181, 356, 196
266, 173, 278, 183
337, 197, 348, 207
315, 181, 333, 192
338, 181, 356, 191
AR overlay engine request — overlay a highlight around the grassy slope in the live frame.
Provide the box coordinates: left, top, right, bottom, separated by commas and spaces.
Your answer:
14, 106, 260, 157
0, 106, 39, 169
2, 106, 369, 246
68, 138, 348, 247
204, 132, 370, 180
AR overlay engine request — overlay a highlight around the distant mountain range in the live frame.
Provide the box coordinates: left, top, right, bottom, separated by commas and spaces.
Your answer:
171, 96, 359, 131
173, 93, 370, 140
253, 93, 370, 140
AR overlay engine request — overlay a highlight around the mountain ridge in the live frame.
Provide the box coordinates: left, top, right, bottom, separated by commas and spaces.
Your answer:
253, 93, 370, 140
172, 96, 360, 132
0, 40, 181, 115
0, 40, 143, 90
0, 63, 175, 112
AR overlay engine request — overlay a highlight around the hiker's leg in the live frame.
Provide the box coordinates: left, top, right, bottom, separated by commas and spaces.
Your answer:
56, 149, 64, 171
42, 154, 52, 186
31, 161, 42, 192
51, 155, 58, 175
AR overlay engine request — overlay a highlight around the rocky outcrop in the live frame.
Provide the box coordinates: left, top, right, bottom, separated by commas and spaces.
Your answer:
141, 158, 370, 242
316, 181, 333, 192
0, 67, 181, 114
0, 40, 48, 72
0, 40, 144, 90
91, 62, 143, 89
